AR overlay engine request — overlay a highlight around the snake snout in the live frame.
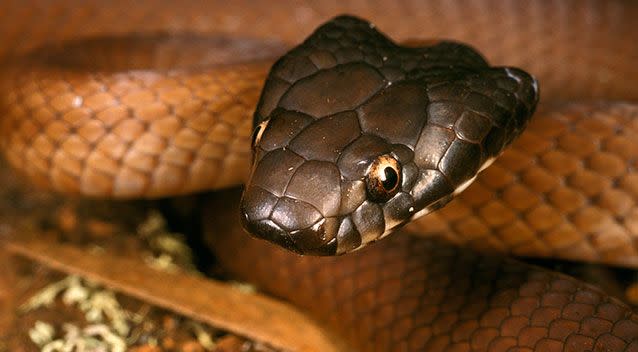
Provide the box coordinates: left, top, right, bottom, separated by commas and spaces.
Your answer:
240, 186, 338, 256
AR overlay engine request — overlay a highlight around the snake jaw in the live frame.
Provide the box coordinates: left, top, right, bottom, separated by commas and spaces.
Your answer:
240, 191, 340, 255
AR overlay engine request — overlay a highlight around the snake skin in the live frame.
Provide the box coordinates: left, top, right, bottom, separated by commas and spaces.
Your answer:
0, 37, 272, 197
242, 16, 538, 255
409, 104, 638, 268
1, 1, 636, 102
0, 1, 637, 351
209, 190, 638, 352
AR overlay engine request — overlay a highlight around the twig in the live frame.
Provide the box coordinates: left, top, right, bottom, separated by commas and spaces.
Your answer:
4, 238, 340, 352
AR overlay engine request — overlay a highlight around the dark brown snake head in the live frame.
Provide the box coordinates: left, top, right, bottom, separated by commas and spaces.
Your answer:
240, 15, 538, 256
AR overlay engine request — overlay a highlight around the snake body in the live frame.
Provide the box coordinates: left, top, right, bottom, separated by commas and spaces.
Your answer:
1, 1, 638, 351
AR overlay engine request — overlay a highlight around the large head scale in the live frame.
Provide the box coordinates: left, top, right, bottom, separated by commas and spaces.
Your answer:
240, 16, 538, 255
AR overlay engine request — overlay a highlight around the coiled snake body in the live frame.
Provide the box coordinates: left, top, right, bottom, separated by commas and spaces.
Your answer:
1, 1, 638, 351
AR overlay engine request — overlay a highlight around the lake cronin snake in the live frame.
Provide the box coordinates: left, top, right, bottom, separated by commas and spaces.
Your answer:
1, 1, 638, 351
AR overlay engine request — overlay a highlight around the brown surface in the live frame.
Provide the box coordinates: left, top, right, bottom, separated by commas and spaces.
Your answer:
0, 2, 635, 266
0, 164, 290, 351
0, 1, 636, 102
0, 1, 637, 352
0, 245, 16, 338
3, 253, 279, 352
208, 191, 638, 352
0, 55, 269, 197
408, 104, 638, 267
4, 238, 341, 352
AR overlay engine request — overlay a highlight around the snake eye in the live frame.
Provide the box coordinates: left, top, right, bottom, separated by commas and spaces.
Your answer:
251, 120, 269, 148
365, 154, 401, 202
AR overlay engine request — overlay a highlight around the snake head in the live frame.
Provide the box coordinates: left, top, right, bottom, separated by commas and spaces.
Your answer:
240, 15, 538, 256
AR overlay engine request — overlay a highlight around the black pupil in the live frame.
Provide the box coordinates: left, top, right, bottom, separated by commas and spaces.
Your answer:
382, 167, 398, 190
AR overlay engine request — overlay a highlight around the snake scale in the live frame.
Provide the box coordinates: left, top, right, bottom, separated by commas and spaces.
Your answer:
1, 1, 638, 351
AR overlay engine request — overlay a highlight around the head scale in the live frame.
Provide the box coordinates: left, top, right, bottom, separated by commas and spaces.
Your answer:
240, 15, 538, 256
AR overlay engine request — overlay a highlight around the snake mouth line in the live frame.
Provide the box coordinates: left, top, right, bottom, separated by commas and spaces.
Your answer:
240, 211, 340, 256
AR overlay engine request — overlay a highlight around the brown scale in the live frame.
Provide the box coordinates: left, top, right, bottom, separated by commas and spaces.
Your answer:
409, 104, 638, 268
207, 190, 638, 352
0, 1, 638, 351
243, 16, 537, 255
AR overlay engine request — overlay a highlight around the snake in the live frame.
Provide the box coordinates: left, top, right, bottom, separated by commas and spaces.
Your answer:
1, 1, 638, 351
